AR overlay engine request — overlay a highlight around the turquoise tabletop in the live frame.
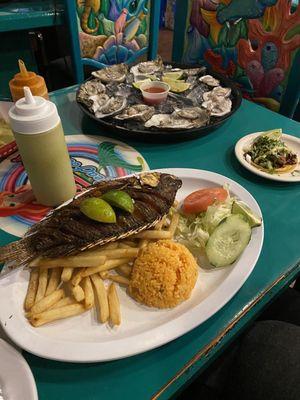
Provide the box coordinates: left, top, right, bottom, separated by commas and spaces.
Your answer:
2, 86, 300, 400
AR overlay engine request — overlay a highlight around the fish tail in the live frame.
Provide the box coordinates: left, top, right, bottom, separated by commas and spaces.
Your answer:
0, 239, 32, 265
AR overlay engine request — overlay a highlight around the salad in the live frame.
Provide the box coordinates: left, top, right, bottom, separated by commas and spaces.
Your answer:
243, 129, 298, 174
176, 186, 262, 268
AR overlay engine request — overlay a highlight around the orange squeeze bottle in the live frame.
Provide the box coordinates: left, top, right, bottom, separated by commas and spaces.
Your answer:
9, 59, 49, 102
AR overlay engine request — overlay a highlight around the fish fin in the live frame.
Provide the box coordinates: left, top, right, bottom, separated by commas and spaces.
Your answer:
0, 239, 32, 265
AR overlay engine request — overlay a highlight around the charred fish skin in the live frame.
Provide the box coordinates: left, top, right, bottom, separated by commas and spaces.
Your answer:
0, 173, 182, 264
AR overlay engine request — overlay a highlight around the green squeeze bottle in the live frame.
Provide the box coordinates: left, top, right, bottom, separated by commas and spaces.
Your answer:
8, 87, 76, 206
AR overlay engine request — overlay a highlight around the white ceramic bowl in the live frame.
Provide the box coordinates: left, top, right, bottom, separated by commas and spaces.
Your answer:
140, 81, 170, 105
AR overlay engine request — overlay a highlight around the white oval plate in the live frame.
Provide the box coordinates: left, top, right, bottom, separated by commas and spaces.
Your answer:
0, 339, 38, 400
235, 132, 300, 182
0, 169, 264, 362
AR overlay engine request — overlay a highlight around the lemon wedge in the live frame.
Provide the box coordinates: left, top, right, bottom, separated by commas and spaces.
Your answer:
132, 79, 152, 89
163, 70, 184, 80
162, 77, 190, 93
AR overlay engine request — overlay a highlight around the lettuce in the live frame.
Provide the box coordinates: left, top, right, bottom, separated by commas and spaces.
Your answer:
201, 196, 233, 234
175, 186, 234, 249
176, 214, 209, 250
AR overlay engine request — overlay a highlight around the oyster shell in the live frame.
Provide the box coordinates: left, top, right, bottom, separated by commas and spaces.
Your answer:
92, 64, 128, 83
115, 104, 155, 122
184, 67, 206, 76
130, 56, 163, 76
199, 75, 220, 87
202, 86, 232, 116
144, 113, 206, 130
89, 93, 110, 113
202, 97, 232, 117
77, 79, 106, 107
174, 107, 210, 123
95, 96, 127, 118
203, 86, 231, 101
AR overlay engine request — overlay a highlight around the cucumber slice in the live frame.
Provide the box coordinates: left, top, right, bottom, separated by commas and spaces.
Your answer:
232, 200, 262, 228
206, 214, 251, 267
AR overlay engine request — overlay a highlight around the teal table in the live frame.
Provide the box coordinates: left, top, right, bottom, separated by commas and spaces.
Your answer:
2, 86, 300, 399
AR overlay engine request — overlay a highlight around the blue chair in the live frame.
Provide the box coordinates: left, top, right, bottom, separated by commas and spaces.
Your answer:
64, 0, 161, 83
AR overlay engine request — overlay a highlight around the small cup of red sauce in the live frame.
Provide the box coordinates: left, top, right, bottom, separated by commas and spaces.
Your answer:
140, 81, 170, 105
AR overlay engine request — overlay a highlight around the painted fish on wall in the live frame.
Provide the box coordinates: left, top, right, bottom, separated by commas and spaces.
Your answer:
76, 0, 149, 66
183, 0, 300, 112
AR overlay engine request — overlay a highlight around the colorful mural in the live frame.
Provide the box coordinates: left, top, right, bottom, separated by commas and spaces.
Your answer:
76, 0, 149, 67
183, 0, 300, 112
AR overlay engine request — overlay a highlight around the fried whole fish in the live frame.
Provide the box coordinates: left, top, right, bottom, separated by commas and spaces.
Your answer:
0, 173, 182, 265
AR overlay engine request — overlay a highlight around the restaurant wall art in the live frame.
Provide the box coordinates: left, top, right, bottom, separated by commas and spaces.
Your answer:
182, 0, 300, 112
77, 0, 150, 66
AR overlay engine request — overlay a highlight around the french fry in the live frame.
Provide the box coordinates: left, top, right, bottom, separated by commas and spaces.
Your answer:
35, 268, 48, 303
30, 254, 107, 268
139, 239, 148, 249
61, 267, 74, 282
108, 283, 121, 326
82, 258, 133, 277
45, 268, 61, 296
99, 242, 119, 250
91, 274, 109, 323
106, 274, 130, 286
28, 289, 64, 315
155, 216, 166, 230
71, 285, 85, 302
48, 296, 75, 310
91, 248, 139, 259
71, 268, 86, 286
118, 243, 133, 249
120, 240, 137, 247
117, 264, 132, 277
24, 269, 39, 311
99, 271, 108, 279
168, 212, 180, 236
30, 304, 86, 327
82, 277, 94, 309
132, 230, 172, 240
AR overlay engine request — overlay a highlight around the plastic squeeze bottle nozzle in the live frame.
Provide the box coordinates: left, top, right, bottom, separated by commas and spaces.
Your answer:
9, 59, 49, 102
8, 87, 76, 206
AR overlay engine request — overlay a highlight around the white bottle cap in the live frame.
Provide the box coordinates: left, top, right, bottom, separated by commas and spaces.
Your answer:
8, 87, 60, 134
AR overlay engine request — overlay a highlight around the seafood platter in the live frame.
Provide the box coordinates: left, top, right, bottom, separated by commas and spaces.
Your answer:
0, 170, 263, 361
76, 57, 242, 140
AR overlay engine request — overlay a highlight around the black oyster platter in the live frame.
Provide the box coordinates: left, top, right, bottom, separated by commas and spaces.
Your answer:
76, 57, 242, 141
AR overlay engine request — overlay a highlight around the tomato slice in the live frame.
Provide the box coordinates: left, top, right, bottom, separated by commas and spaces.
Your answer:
183, 187, 228, 214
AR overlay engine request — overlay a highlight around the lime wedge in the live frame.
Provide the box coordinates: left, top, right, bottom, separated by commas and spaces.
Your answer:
132, 79, 152, 89
259, 129, 282, 140
162, 77, 190, 93
80, 197, 116, 223
163, 70, 183, 80
102, 190, 134, 213
232, 200, 262, 228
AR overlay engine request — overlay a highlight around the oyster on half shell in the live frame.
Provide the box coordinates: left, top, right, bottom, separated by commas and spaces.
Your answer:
77, 79, 106, 107
199, 75, 220, 87
89, 93, 110, 113
202, 86, 232, 116
115, 104, 155, 122
184, 67, 206, 76
144, 111, 208, 130
92, 64, 128, 83
174, 107, 210, 123
95, 96, 127, 118
130, 56, 163, 77
202, 97, 232, 117
203, 86, 231, 100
